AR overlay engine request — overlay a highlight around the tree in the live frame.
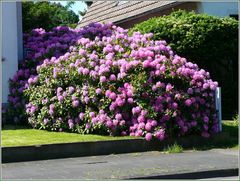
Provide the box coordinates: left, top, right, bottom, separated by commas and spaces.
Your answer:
85, 1, 93, 7
22, 1, 79, 33
65, 0, 75, 9
69, 1, 93, 18
78, 9, 87, 17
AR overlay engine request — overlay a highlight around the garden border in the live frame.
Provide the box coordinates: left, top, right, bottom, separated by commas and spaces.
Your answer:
2, 132, 228, 163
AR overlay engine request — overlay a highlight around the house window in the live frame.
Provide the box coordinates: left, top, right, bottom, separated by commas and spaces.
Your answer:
117, 1, 128, 6
230, 14, 238, 20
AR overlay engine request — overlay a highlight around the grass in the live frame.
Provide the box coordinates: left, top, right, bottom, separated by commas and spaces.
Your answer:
1, 120, 238, 149
191, 120, 239, 150
1, 125, 135, 147
164, 143, 183, 153
162, 120, 239, 153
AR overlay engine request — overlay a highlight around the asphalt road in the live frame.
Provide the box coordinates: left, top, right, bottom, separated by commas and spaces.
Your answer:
2, 149, 238, 179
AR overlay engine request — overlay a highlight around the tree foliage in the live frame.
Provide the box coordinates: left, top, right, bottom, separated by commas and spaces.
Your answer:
22, 1, 79, 33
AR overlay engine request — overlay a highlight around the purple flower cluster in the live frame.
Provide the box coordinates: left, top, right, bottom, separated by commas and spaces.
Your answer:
22, 23, 218, 141
5, 23, 114, 122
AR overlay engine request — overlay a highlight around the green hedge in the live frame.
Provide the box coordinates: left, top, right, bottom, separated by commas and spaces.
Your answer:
129, 10, 238, 118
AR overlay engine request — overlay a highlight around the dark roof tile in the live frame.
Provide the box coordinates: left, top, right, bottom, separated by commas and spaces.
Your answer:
78, 1, 178, 27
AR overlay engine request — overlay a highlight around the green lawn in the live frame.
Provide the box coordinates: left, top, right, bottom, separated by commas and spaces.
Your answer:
161, 120, 238, 153
217, 120, 239, 149
1, 120, 238, 148
1, 125, 135, 147
189, 120, 239, 150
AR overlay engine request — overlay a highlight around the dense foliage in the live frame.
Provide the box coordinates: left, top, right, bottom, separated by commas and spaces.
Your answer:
21, 23, 218, 141
129, 10, 238, 118
4, 23, 113, 124
22, 1, 79, 32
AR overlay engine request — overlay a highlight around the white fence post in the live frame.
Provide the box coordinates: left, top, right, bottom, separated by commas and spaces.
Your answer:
215, 87, 222, 132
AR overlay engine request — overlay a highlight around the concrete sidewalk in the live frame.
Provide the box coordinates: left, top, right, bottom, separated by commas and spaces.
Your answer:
2, 149, 238, 179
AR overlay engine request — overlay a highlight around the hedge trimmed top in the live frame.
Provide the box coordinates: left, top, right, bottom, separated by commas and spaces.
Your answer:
129, 10, 238, 64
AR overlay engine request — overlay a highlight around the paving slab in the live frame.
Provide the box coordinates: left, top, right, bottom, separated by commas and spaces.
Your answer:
2, 149, 238, 180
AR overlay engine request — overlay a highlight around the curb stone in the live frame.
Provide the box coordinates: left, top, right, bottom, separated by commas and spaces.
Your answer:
128, 168, 239, 179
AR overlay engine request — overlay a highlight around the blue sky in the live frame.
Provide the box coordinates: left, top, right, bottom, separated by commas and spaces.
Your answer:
52, 1, 87, 18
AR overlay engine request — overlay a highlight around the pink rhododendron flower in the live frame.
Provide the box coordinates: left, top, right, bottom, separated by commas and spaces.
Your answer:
145, 133, 152, 141
6, 22, 219, 142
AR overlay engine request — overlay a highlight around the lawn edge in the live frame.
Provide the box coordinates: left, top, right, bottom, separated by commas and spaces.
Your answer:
2, 132, 228, 163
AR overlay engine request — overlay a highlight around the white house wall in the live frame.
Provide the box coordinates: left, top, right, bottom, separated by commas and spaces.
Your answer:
17, 2, 23, 61
2, 2, 22, 103
197, 2, 238, 17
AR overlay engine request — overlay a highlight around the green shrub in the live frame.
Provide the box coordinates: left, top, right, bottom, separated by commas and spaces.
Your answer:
23, 25, 219, 140
129, 10, 238, 119
22, 1, 79, 33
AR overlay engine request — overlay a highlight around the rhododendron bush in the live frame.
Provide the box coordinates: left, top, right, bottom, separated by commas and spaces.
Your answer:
6, 23, 219, 141
4, 23, 113, 123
